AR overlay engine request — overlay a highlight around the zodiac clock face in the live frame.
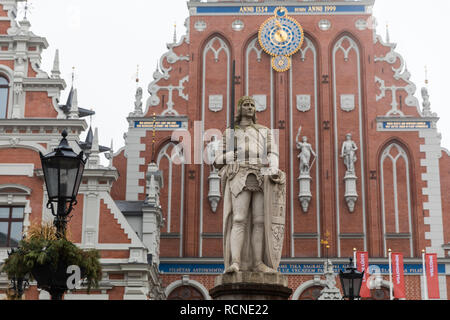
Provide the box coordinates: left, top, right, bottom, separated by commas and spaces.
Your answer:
258, 7, 304, 72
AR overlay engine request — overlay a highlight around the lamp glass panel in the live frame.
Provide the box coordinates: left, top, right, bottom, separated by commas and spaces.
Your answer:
353, 276, 364, 297
42, 158, 60, 199
340, 275, 351, 297
73, 161, 85, 198
59, 158, 81, 199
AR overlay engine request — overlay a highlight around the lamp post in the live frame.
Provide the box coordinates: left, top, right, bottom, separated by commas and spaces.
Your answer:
339, 258, 364, 300
40, 130, 86, 238
38, 130, 86, 300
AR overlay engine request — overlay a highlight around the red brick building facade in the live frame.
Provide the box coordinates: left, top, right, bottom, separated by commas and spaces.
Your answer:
118, 0, 449, 300
0, 0, 449, 300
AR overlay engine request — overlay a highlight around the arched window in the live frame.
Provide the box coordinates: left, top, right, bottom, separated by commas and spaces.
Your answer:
167, 285, 205, 300
380, 143, 414, 257
0, 76, 9, 119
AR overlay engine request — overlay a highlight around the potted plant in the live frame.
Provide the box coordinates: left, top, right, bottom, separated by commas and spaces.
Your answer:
1, 222, 102, 300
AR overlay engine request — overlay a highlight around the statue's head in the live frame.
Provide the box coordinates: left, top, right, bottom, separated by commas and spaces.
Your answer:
302, 136, 308, 142
236, 96, 257, 125
346, 133, 352, 140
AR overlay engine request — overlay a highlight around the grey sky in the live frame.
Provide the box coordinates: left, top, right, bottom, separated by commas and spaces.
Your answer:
24, 0, 450, 154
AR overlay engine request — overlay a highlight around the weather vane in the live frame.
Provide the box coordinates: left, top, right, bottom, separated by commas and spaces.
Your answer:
136, 64, 140, 87
19, 0, 33, 20
71, 66, 76, 87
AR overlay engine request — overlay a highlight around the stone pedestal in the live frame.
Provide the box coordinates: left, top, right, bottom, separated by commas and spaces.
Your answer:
209, 272, 292, 300
344, 172, 358, 213
298, 174, 312, 213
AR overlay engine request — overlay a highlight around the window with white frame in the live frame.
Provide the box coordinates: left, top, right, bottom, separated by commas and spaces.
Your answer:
0, 76, 9, 119
0, 206, 25, 247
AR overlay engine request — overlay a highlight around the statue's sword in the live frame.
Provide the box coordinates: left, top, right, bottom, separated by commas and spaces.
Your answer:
227, 60, 239, 159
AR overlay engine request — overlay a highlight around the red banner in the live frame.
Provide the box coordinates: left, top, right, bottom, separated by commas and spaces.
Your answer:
356, 251, 371, 298
425, 253, 440, 299
391, 252, 406, 299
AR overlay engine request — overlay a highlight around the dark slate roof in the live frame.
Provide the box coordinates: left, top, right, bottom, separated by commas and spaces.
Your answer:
115, 201, 144, 216
59, 87, 96, 119
77, 126, 111, 154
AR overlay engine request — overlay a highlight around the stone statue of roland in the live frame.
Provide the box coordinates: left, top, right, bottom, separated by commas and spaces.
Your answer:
214, 96, 286, 274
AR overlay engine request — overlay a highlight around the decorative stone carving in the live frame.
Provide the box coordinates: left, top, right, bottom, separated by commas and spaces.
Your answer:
374, 38, 421, 116
296, 94, 311, 112
214, 96, 286, 274
340, 94, 355, 112
296, 134, 316, 213
142, 162, 165, 267
11, 82, 24, 118
146, 37, 190, 115
355, 19, 368, 31
194, 20, 207, 32
318, 19, 331, 31
209, 95, 223, 113
9, 137, 20, 148
232, 20, 244, 31
341, 133, 359, 213
253, 94, 267, 112
206, 136, 221, 213
318, 260, 343, 300
421, 87, 436, 117
130, 87, 144, 117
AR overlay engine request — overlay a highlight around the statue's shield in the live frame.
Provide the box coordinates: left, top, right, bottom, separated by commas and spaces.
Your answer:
263, 172, 286, 271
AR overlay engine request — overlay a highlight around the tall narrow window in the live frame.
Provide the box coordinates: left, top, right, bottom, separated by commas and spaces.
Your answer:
0, 76, 9, 119
0, 206, 24, 247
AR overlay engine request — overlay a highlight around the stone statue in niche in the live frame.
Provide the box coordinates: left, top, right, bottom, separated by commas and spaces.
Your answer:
341, 133, 359, 213
206, 135, 220, 172
214, 96, 286, 274
296, 136, 316, 175
341, 133, 358, 174
206, 135, 221, 213
296, 133, 316, 213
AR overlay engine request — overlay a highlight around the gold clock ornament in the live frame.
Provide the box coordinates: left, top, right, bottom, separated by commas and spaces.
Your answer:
258, 6, 304, 72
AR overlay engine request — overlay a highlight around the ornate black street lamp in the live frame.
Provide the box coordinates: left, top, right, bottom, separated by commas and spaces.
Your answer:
339, 258, 364, 300
40, 130, 86, 238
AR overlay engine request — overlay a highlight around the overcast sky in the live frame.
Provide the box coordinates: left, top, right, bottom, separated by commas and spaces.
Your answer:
23, 0, 450, 154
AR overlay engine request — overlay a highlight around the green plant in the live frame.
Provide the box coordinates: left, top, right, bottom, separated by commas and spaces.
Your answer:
1, 222, 102, 292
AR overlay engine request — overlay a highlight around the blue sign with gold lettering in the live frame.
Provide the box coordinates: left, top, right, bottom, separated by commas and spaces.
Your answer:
196, 5, 366, 15
159, 263, 445, 275
134, 120, 184, 130
382, 121, 431, 130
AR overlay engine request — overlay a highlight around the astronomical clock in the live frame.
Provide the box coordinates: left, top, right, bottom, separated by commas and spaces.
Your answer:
258, 6, 304, 72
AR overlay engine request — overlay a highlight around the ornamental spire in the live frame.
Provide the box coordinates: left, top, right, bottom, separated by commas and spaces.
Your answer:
385, 23, 390, 43
173, 22, 177, 43
51, 49, 61, 79
68, 88, 79, 119
87, 128, 101, 169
